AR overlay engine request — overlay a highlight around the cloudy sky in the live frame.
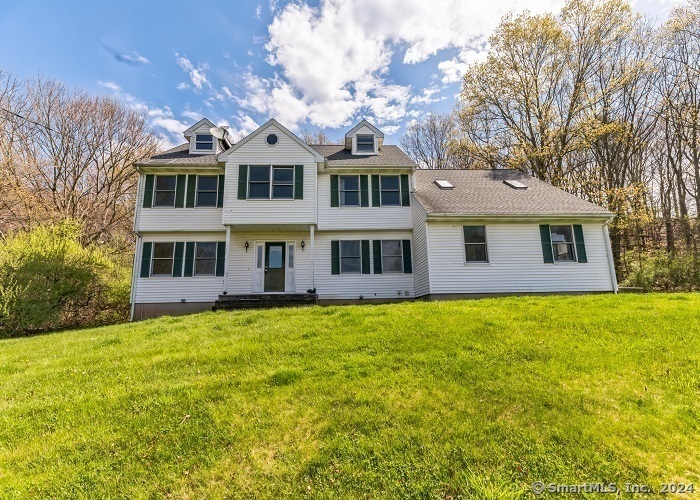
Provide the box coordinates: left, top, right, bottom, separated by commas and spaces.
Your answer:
0, 0, 679, 147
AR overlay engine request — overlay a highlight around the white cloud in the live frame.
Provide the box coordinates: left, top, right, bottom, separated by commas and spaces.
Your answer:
121, 51, 150, 65
256, 4, 262, 19
175, 53, 210, 90
98, 81, 188, 148
176, 82, 190, 91
236, 0, 562, 131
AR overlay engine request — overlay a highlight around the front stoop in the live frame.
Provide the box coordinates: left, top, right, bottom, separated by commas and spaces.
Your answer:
213, 293, 318, 311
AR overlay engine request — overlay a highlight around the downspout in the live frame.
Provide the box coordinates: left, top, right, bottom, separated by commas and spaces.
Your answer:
603, 223, 618, 293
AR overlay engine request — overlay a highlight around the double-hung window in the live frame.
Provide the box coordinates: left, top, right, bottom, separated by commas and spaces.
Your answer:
195, 134, 214, 151
356, 134, 375, 153
550, 225, 576, 261
196, 176, 218, 207
153, 175, 176, 207
248, 166, 294, 199
381, 240, 403, 273
151, 243, 175, 276
340, 241, 361, 274
195, 242, 217, 275
463, 226, 488, 262
380, 175, 401, 206
339, 175, 360, 206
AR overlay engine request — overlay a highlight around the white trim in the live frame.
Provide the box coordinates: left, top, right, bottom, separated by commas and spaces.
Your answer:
310, 225, 315, 290
603, 224, 618, 293
461, 225, 490, 264
183, 118, 216, 138
218, 118, 324, 162
345, 119, 384, 139
224, 226, 231, 294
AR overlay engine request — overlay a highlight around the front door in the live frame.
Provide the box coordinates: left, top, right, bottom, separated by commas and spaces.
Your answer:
264, 242, 285, 292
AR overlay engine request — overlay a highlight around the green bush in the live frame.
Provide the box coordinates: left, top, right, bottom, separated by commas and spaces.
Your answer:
622, 251, 700, 291
0, 221, 131, 336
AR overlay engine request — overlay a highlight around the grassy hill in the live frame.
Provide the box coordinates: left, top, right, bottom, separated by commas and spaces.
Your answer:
1, 294, 699, 498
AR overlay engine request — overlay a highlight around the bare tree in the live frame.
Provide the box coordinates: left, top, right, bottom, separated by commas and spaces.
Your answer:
299, 129, 342, 145
400, 113, 464, 168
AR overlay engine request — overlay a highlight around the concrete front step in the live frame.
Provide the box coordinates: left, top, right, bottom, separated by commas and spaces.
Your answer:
213, 293, 318, 311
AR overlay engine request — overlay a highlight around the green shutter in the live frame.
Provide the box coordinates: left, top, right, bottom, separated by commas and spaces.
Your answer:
402, 240, 412, 273
216, 241, 226, 276
140, 241, 152, 278
573, 224, 587, 263
184, 242, 195, 277
217, 174, 225, 208
360, 175, 369, 207
371, 175, 380, 207
361, 240, 370, 274
373, 240, 383, 274
186, 175, 197, 208
400, 174, 410, 206
330, 175, 339, 207
331, 240, 340, 275
540, 225, 554, 263
294, 165, 303, 199
175, 174, 186, 208
238, 165, 248, 199
172, 242, 184, 277
142, 174, 154, 208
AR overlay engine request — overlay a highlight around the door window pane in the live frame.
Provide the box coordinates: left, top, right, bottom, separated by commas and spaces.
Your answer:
268, 246, 283, 268
288, 244, 294, 269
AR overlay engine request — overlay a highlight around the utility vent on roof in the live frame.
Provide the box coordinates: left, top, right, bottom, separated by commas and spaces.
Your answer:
504, 179, 528, 190
434, 179, 454, 190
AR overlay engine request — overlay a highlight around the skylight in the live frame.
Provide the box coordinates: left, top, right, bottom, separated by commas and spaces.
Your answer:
434, 179, 454, 190
503, 179, 528, 190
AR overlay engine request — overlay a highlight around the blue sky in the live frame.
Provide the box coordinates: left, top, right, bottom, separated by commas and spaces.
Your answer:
0, 0, 679, 148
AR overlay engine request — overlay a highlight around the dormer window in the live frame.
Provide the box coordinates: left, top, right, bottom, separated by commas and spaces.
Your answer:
195, 134, 214, 151
356, 134, 375, 153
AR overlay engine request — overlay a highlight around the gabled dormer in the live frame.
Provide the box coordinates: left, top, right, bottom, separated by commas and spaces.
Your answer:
183, 118, 229, 155
344, 119, 384, 155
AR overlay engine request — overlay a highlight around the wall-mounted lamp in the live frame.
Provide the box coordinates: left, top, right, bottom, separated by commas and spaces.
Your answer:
244, 241, 249, 252
300, 240, 306, 251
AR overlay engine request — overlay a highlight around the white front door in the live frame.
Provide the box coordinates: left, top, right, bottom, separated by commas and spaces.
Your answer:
251, 240, 296, 293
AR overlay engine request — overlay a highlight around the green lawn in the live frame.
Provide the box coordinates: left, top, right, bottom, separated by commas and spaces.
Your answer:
1, 294, 699, 498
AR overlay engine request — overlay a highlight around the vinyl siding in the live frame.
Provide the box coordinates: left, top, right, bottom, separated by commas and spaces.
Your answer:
316, 172, 413, 230
136, 173, 224, 232
223, 124, 317, 226
411, 200, 431, 297
227, 231, 311, 294
133, 232, 225, 304
314, 230, 414, 299
426, 221, 614, 294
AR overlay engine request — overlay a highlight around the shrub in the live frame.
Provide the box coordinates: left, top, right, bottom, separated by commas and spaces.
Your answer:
622, 251, 700, 292
0, 221, 131, 336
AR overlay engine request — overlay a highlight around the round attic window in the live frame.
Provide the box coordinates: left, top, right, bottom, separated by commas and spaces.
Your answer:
266, 133, 278, 146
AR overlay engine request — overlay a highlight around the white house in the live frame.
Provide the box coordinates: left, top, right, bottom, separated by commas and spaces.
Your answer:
130, 117, 617, 319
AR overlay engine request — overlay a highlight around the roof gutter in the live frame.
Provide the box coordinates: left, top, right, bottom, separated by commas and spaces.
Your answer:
426, 212, 615, 222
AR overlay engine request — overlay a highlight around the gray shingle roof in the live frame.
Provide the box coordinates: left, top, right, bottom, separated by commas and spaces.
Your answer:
414, 169, 612, 217
136, 143, 221, 167
309, 144, 417, 167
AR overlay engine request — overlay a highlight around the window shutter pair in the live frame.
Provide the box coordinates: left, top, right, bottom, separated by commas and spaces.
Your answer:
371, 240, 413, 274
330, 240, 370, 274
369, 174, 410, 207
140, 242, 184, 278
539, 224, 587, 263
185, 174, 225, 208
237, 165, 303, 200
330, 175, 369, 207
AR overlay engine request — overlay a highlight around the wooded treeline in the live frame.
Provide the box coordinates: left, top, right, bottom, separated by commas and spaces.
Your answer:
0, 72, 159, 335
402, 0, 700, 289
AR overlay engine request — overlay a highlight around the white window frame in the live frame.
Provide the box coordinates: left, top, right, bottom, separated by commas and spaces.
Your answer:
195, 175, 219, 207
462, 226, 489, 264
340, 240, 362, 275
550, 225, 578, 263
247, 165, 295, 200
152, 175, 177, 208
194, 133, 214, 151
339, 175, 361, 207
151, 242, 175, 277
380, 240, 404, 274
194, 241, 218, 276
379, 175, 401, 207
355, 134, 375, 154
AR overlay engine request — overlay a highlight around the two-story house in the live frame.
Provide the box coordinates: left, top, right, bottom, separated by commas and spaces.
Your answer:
131, 117, 617, 319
